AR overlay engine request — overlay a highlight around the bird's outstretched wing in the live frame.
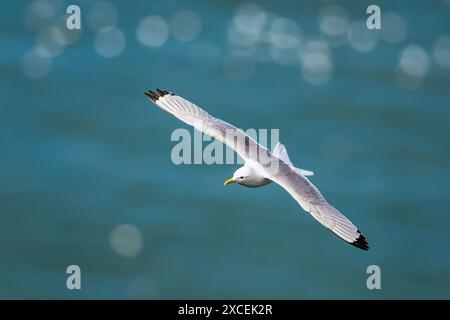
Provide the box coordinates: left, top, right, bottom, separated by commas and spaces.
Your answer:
145, 89, 270, 163
266, 161, 369, 250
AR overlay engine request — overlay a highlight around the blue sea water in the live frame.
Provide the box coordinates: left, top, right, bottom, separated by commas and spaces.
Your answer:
0, 0, 449, 299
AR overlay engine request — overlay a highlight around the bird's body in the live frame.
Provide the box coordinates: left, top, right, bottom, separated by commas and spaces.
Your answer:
230, 160, 272, 188
145, 88, 369, 251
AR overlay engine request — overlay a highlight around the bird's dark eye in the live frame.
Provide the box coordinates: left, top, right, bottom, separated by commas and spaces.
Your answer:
240, 176, 244, 179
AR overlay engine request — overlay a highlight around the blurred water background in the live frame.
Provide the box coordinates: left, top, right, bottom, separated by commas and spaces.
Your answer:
1, 0, 450, 299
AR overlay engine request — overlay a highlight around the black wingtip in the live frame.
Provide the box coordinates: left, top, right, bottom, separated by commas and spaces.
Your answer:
145, 88, 175, 102
350, 230, 369, 251
144, 90, 159, 102
156, 88, 170, 97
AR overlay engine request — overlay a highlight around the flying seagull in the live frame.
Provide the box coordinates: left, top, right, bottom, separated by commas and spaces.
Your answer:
145, 89, 369, 250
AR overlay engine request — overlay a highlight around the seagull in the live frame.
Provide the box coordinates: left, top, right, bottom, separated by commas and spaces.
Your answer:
145, 89, 369, 250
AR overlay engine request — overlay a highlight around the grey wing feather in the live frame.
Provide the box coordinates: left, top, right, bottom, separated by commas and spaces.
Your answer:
267, 162, 369, 250
145, 89, 269, 162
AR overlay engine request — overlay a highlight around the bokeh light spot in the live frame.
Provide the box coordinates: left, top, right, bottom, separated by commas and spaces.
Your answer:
169, 10, 202, 42
318, 5, 349, 47
347, 21, 378, 52
87, 1, 118, 31
22, 47, 52, 79
433, 36, 450, 69
94, 26, 126, 58
380, 12, 407, 44
136, 15, 169, 48
109, 224, 144, 258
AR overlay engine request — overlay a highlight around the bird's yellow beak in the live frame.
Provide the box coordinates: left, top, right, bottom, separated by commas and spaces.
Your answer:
224, 178, 236, 186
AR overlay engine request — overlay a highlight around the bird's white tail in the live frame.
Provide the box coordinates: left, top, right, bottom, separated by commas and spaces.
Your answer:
272, 142, 314, 176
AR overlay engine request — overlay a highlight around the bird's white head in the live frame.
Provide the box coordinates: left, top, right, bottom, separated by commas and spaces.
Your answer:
223, 166, 253, 186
